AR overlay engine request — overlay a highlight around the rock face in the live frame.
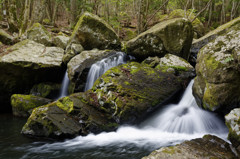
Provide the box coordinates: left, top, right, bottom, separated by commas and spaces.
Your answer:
26, 23, 52, 46
0, 40, 64, 112
225, 108, 240, 149
69, 12, 121, 50
0, 29, 14, 45
142, 135, 238, 159
125, 18, 193, 60
30, 83, 61, 98
22, 58, 194, 138
190, 16, 240, 62
63, 43, 84, 64
193, 24, 240, 114
53, 35, 70, 49
11, 94, 52, 117
67, 49, 117, 91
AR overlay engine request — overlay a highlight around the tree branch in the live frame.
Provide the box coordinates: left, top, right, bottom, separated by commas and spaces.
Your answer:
191, 0, 212, 23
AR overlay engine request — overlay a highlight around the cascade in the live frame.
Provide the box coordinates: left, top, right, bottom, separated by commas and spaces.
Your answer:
58, 71, 70, 98
84, 52, 127, 91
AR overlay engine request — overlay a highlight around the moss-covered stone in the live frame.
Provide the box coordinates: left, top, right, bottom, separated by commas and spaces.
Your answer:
225, 108, 240, 148
63, 43, 84, 64
0, 29, 13, 45
193, 23, 240, 114
11, 94, 52, 117
30, 82, 61, 98
26, 23, 52, 46
69, 12, 121, 50
142, 135, 237, 159
126, 18, 193, 61
53, 35, 70, 49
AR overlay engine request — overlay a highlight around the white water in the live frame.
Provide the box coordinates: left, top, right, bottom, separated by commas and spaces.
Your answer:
58, 71, 70, 98
84, 52, 127, 91
22, 80, 228, 155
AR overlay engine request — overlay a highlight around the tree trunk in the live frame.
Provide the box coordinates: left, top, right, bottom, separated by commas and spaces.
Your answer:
31, 0, 47, 25
70, 0, 77, 28
19, 0, 31, 36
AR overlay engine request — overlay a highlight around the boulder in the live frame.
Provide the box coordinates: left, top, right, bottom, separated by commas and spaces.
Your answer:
125, 18, 193, 60
63, 43, 84, 64
26, 23, 52, 46
69, 12, 121, 50
142, 135, 238, 159
225, 108, 240, 149
30, 82, 61, 98
11, 94, 52, 117
22, 59, 194, 138
67, 49, 117, 91
193, 24, 240, 114
0, 40, 64, 112
190, 16, 240, 64
0, 29, 13, 45
53, 35, 70, 49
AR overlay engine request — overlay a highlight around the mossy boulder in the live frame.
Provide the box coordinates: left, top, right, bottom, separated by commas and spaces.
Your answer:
11, 94, 52, 117
225, 108, 240, 149
22, 58, 194, 138
69, 12, 121, 50
30, 82, 61, 98
0, 40, 64, 112
125, 18, 193, 61
158, 9, 205, 38
193, 24, 240, 114
63, 43, 84, 64
190, 16, 240, 64
0, 29, 14, 45
26, 23, 52, 46
53, 35, 70, 49
142, 135, 237, 159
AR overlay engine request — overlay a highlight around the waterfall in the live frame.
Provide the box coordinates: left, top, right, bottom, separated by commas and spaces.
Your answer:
84, 52, 127, 91
58, 71, 70, 98
22, 80, 228, 158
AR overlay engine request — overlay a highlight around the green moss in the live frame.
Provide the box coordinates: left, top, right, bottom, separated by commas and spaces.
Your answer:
202, 83, 218, 111
162, 147, 176, 154
57, 97, 74, 113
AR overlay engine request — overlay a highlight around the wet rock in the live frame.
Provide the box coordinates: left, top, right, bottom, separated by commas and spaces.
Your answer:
30, 82, 61, 98
69, 12, 121, 50
193, 24, 240, 114
225, 108, 240, 149
11, 94, 52, 117
125, 18, 193, 60
0, 29, 14, 45
53, 35, 70, 49
26, 23, 52, 46
142, 135, 238, 159
63, 43, 84, 64
0, 40, 64, 112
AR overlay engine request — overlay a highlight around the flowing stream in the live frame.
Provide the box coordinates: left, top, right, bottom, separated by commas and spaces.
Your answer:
58, 71, 70, 98
2, 80, 227, 159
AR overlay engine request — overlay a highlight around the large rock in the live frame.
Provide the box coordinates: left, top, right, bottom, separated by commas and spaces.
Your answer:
11, 94, 52, 117
0, 29, 14, 45
63, 43, 84, 64
22, 59, 194, 138
142, 135, 238, 159
26, 23, 52, 46
30, 82, 61, 98
193, 24, 240, 114
69, 12, 121, 50
225, 108, 240, 149
53, 35, 70, 49
0, 40, 64, 112
125, 18, 193, 60
67, 49, 117, 91
190, 16, 240, 63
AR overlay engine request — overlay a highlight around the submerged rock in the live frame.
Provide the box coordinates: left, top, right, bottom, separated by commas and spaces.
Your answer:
63, 43, 84, 64
193, 24, 240, 114
26, 23, 52, 46
190, 16, 240, 64
11, 94, 52, 117
0, 29, 14, 45
142, 135, 238, 159
125, 18, 193, 60
0, 40, 64, 112
69, 12, 121, 50
22, 58, 194, 138
225, 108, 240, 149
